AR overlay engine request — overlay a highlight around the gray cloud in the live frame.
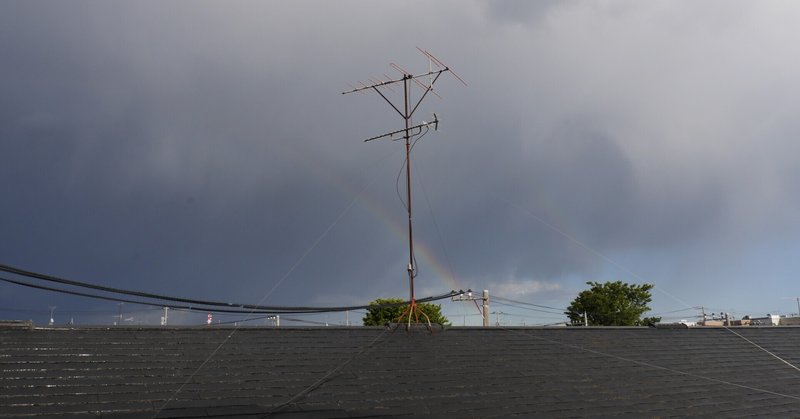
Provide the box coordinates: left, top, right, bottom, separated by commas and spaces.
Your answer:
3, 1, 800, 324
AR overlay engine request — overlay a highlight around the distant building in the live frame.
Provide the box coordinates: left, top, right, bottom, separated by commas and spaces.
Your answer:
779, 315, 800, 326
745, 314, 781, 326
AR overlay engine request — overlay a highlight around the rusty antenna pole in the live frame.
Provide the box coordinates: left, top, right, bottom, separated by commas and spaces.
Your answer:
343, 48, 466, 326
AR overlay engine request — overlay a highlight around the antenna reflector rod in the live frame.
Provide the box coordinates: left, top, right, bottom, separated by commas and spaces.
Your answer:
416, 46, 468, 86
390, 62, 412, 76
363, 115, 440, 143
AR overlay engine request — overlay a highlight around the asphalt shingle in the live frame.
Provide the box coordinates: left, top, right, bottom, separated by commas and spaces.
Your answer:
3, 326, 800, 418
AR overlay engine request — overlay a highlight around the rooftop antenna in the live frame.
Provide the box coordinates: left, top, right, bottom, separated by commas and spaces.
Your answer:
343, 48, 466, 327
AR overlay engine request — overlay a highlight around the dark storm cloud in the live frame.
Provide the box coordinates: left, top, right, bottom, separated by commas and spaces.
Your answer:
0, 2, 377, 308
3, 1, 800, 323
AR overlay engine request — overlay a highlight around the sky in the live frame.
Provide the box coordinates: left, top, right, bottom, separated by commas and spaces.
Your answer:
2, 1, 800, 326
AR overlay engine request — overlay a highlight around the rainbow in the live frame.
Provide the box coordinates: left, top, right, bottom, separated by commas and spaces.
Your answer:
291, 141, 465, 293
355, 187, 464, 293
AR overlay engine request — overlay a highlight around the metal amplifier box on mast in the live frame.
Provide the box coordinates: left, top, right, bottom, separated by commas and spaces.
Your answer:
343, 48, 466, 327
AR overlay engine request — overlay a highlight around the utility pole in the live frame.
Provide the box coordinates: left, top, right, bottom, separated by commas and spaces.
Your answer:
584, 311, 588, 327
117, 303, 124, 326
344, 48, 465, 326
451, 289, 490, 327
492, 311, 504, 326
791, 297, 800, 317
780, 297, 800, 317
482, 289, 489, 327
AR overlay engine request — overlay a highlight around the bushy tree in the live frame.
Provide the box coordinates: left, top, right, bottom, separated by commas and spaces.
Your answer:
565, 281, 660, 326
362, 298, 449, 326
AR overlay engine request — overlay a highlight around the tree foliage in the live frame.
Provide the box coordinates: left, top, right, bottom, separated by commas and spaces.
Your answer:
565, 281, 661, 326
362, 298, 449, 326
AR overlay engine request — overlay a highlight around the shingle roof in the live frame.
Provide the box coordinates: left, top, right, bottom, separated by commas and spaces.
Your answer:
3, 326, 800, 418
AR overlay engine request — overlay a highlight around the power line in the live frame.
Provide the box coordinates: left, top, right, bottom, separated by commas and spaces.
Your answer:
499, 312, 566, 320
0, 263, 457, 313
491, 300, 565, 315
0, 273, 457, 315
205, 314, 279, 326
0, 263, 329, 312
0, 276, 278, 314
280, 317, 332, 326
500, 327, 800, 403
492, 295, 672, 327
0, 305, 161, 315
649, 307, 699, 316
724, 327, 800, 373
491, 294, 676, 324
491, 295, 567, 312
502, 198, 693, 308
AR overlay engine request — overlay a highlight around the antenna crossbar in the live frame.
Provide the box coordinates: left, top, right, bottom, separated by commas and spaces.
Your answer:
341, 69, 446, 95
363, 116, 439, 143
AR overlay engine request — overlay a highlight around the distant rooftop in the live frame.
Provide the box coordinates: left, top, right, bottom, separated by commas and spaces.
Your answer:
3, 326, 800, 417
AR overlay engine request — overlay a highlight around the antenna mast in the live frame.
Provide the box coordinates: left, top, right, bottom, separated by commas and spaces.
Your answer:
343, 48, 465, 326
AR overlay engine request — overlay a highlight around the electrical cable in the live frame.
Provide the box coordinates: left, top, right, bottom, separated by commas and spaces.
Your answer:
491, 300, 566, 315
0, 305, 160, 315
279, 317, 334, 326
393, 125, 431, 280
408, 127, 430, 280
0, 263, 295, 311
209, 315, 348, 327
205, 314, 278, 326
0, 274, 457, 315
0, 263, 456, 313
0, 276, 278, 314
649, 307, 700, 316
723, 327, 800, 373
497, 312, 565, 320
492, 294, 669, 325
266, 328, 392, 416
500, 327, 800, 403
254, 171, 386, 307
502, 198, 693, 308
473, 299, 482, 316
491, 295, 567, 312
394, 125, 430, 211
412, 141, 462, 304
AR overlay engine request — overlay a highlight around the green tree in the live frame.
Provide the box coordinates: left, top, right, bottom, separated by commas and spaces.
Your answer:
565, 281, 661, 326
362, 298, 450, 326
